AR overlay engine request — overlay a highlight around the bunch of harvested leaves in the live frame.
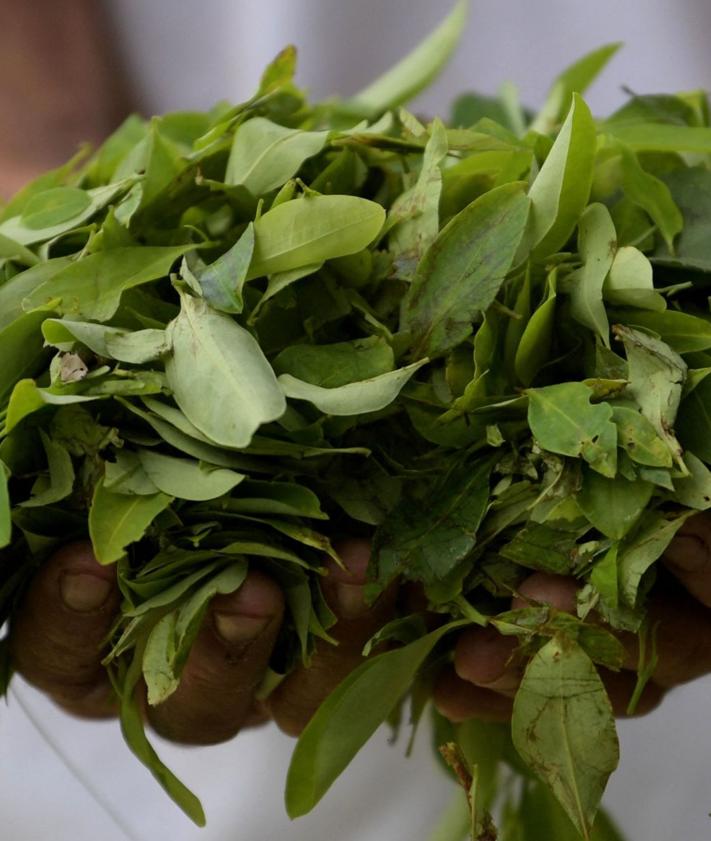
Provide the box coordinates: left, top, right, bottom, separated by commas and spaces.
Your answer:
3, 2, 711, 836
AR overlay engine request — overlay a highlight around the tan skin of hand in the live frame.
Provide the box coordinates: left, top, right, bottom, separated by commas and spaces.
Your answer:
435, 512, 711, 723
9, 539, 398, 742
10, 513, 711, 743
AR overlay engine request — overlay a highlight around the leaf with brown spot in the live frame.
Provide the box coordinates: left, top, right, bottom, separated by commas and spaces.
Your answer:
512, 635, 619, 840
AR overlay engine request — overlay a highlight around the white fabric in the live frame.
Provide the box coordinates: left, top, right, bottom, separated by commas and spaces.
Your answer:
3, 675, 711, 840
2, 678, 453, 841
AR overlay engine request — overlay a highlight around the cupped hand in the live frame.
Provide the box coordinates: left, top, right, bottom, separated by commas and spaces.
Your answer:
12, 514, 711, 744
434, 512, 711, 723
8, 538, 396, 744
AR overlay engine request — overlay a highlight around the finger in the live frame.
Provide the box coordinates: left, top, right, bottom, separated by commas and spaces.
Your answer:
268, 538, 397, 736
511, 572, 711, 693
618, 576, 711, 687
511, 572, 578, 612
436, 665, 665, 724
146, 570, 284, 745
433, 666, 513, 723
454, 573, 578, 697
9, 542, 120, 718
663, 513, 711, 607
454, 626, 520, 695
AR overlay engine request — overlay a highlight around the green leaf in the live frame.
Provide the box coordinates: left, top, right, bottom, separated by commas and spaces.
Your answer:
137, 450, 245, 501
171, 562, 247, 662
248, 195, 385, 280
0, 182, 129, 245
258, 45, 298, 95
5, 378, 96, 434
0, 309, 51, 402
0, 232, 39, 267
0, 460, 10, 548
618, 511, 690, 606
142, 612, 179, 705
19, 431, 75, 508
141, 397, 224, 444
530, 43, 622, 135
42, 319, 167, 364
0, 257, 72, 331
605, 122, 711, 153
606, 91, 702, 128
250, 263, 324, 317
120, 643, 206, 826
590, 544, 619, 610
611, 309, 711, 355
527, 382, 617, 477
130, 122, 186, 212
194, 223, 254, 314
23, 245, 195, 322
143, 562, 247, 705
371, 457, 494, 590
603, 246, 664, 311
273, 336, 394, 387
577, 468, 653, 539
226, 118, 328, 196
655, 167, 711, 271
119, 401, 258, 470
591, 809, 628, 841
402, 182, 530, 358
285, 620, 466, 817
89, 481, 172, 564
677, 375, 711, 463
343, 0, 468, 118
519, 779, 625, 841
86, 114, 147, 183
611, 405, 672, 468
674, 452, 711, 510
569, 203, 616, 346
125, 561, 222, 617
440, 147, 532, 218
165, 293, 286, 448
515, 269, 558, 386
619, 147, 683, 252
522, 94, 596, 260
511, 636, 619, 839
388, 119, 448, 279
615, 325, 687, 471
20, 187, 91, 229
221, 480, 327, 520
500, 524, 579, 575
105, 450, 160, 496
278, 359, 426, 416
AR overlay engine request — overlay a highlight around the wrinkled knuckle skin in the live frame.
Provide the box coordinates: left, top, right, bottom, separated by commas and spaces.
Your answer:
9, 581, 119, 697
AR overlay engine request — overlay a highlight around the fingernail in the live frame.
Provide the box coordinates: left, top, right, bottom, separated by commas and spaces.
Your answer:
214, 612, 270, 645
335, 582, 367, 619
665, 535, 707, 572
60, 573, 113, 612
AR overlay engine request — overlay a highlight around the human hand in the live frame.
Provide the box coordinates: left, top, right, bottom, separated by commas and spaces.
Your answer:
13, 513, 706, 744
9, 538, 396, 743
434, 513, 711, 723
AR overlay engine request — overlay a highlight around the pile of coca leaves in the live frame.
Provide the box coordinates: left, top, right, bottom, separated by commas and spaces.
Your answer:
2, 4, 711, 837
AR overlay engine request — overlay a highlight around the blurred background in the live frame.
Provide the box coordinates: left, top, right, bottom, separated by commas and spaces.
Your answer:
1, 1, 711, 839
